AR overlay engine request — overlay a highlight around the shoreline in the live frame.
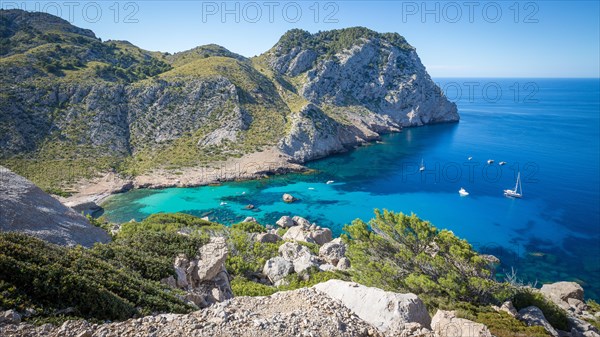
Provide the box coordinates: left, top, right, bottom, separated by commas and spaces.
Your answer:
60, 146, 309, 214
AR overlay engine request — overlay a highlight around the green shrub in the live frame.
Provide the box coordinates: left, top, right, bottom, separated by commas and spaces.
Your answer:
226, 230, 282, 277
118, 213, 222, 237
231, 277, 276, 297
231, 221, 266, 233
0, 233, 193, 321
476, 311, 550, 337
513, 289, 568, 331
279, 269, 351, 291
343, 210, 510, 304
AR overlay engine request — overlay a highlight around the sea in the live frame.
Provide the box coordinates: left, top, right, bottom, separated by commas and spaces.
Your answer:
101, 78, 600, 299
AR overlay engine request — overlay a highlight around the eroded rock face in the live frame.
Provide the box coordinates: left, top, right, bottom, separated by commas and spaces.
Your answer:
431, 310, 492, 337
0, 166, 111, 247
163, 237, 232, 308
313, 280, 431, 334
269, 29, 459, 163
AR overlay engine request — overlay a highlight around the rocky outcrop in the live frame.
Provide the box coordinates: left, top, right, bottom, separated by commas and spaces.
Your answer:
269, 28, 459, 162
319, 238, 347, 266
517, 306, 559, 337
431, 310, 492, 337
0, 310, 21, 325
278, 242, 319, 274
282, 222, 332, 245
314, 280, 431, 334
541, 282, 587, 314
0, 166, 110, 247
161, 237, 232, 308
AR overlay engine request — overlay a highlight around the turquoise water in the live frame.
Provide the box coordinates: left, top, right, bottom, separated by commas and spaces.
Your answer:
102, 78, 600, 299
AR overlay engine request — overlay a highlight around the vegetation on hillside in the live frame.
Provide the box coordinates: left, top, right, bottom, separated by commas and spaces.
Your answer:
0, 210, 583, 336
273, 27, 413, 58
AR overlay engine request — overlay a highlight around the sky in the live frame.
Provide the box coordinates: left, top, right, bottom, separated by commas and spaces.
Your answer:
1, 0, 599, 77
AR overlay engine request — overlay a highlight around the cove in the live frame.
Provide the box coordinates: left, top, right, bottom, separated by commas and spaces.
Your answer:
101, 79, 600, 299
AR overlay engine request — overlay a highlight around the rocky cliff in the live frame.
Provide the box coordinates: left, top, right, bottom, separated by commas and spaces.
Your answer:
0, 166, 110, 247
0, 10, 457, 191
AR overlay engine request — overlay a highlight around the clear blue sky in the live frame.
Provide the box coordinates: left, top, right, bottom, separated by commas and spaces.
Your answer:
2, 1, 599, 77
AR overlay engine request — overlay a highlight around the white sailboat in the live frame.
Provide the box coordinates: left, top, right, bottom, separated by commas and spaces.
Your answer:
458, 188, 469, 196
419, 158, 425, 172
504, 172, 523, 198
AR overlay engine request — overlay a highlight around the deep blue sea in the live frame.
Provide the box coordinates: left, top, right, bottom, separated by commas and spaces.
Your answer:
102, 78, 600, 299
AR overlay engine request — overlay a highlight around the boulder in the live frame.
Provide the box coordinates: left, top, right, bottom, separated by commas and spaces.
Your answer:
336, 257, 351, 270
197, 237, 229, 280
263, 257, 293, 285
292, 216, 312, 227
291, 251, 320, 274
282, 225, 332, 245
276, 216, 295, 228
319, 238, 346, 265
517, 306, 559, 337
255, 233, 281, 243
282, 193, 296, 203
313, 280, 431, 334
163, 237, 232, 308
278, 242, 311, 261
431, 310, 492, 337
243, 217, 257, 223
278, 242, 319, 273
492, 300, 518, 317
0, 310, 21, 324
541, 282, 586, 312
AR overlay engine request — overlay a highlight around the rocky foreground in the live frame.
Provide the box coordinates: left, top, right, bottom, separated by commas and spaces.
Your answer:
3, 279, 598, 337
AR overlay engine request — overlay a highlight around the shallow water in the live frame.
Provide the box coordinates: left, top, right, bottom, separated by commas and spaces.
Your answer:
102, 78, 600, 299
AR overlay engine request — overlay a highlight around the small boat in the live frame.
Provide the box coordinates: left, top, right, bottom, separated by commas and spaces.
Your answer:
220, 201, 227, 206
242, 191, 246, 195
419, 158, 425, 172
458, 188, 469, 196
308, 187, 315, 190
487, 159, 494, 164
499, 161, 507, 166
468, 156, 473, 161
326, 180, 334, 184
504, 172, 523, 198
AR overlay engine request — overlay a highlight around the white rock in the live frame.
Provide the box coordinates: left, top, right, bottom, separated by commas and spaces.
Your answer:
263, 257, 294, 284
517, 306, 559, 337
313, 280, 431, 334
319, 239, 346, 265
276, 216, 295, 228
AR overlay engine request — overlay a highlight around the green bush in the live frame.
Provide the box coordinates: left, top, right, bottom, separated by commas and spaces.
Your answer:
513, 289, 568, 331
231, 221, 266, 233
226, 230, 282, 277
0, 233, 193, 321
343, 210, 510, 304
118, 213, 222, 237
279, 269, 351, 291
231, 277, 276, 297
